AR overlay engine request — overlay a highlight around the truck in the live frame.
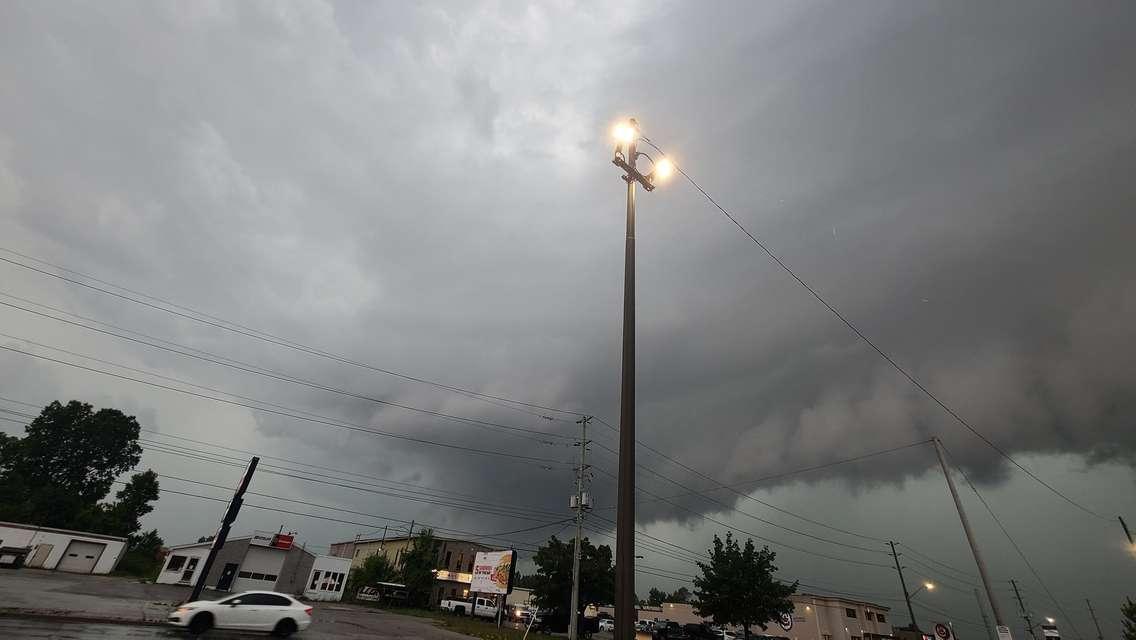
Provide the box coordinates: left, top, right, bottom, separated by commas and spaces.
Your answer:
440, 596, 499, 619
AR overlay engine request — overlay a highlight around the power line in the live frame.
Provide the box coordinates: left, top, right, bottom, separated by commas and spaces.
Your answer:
0, 293, 577, 443
0, 342, 573, 469
0, 249, 581, 421
637, 138, 1109, 522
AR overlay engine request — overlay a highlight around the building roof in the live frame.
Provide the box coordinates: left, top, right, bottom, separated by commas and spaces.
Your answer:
167, 535, 316, 559
335, 534, 496, 548
795, 592, 891, 611
0, 520, 127, 542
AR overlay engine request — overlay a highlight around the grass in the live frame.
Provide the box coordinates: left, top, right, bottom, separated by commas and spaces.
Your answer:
372, 606, 535, 640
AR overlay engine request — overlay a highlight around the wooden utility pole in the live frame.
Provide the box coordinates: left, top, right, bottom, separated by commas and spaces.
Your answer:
1010, 579, 1039, 640
189, 456, 258, 602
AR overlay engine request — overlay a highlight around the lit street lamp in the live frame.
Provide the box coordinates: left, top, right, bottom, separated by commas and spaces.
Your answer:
910, 582, 936, 599
610, 118, 672, 640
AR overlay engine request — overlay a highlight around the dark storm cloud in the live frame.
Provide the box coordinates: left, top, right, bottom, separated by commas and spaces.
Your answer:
2, 1, 1136, 634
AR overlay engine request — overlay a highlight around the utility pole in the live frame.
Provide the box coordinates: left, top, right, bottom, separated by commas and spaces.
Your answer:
889, 541, 920, 632
1084, 600, 1103, 640
189, 456, 258, 602
1120, 516, 1134, 546
932, 437, 1007, 635
569, 416, 592, 640
976, 588, 995, 640
1010, 580, 1039, 640
608, 118, 672, 640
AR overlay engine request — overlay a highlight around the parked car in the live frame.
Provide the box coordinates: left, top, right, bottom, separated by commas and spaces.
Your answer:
167, 591, 312, 636
599, 618, 615, 632
652, 621, 691, 640
532, 611, 599, 637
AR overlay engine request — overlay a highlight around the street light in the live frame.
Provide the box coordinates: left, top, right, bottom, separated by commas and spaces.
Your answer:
910, 582, 936, 599
610, 117, 672, 640
1046, 617, 1056, 625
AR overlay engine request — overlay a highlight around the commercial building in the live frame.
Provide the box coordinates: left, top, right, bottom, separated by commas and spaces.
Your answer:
596, 594, 892, 640
329, 533, 494, 605
303, 554, 354, 602
157, 530, 316, 595
0, 521, 126, 574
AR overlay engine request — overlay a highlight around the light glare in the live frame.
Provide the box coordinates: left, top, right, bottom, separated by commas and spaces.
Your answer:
612, 123, 635, 144
655, 158, 675, 180
924, 582, 935, 590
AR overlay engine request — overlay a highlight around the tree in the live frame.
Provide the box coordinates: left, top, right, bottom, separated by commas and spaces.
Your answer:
1123, 598, 1136, 640
0, 400, 158, 536
532, 535, 615, 616
693, 532, 797, 638
116, 529, 165, 578
400, 529, 441, 607
346, 553, 398, 601
666, 587, 692, 603
648, 587, 667, 606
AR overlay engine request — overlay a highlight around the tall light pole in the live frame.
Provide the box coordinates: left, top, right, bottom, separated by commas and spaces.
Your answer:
610, 118, 673, 640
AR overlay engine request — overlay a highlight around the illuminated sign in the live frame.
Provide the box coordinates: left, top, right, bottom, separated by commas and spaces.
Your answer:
470, 550, 517, 595
434, 570, 473, 583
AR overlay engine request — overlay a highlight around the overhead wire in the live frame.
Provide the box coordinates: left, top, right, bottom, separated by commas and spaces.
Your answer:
0, 292, 577, 443
0, 342, 574, 469
0, 249, 581, 421
636, 137, 1109, 522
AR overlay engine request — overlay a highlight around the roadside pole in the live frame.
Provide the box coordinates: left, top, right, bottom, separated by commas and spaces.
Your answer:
189, 456, 258, 602
1010, 579, 1039, 640
569, 416, 591, 640
932, 438, 1007, 637
889, 541, 919, 632
1085, 600, 1103, 640
976, 588, 996, 640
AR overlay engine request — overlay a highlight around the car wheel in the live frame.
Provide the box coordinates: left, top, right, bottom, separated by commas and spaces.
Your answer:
187, 612, 214, 635
273, 618, 298, 638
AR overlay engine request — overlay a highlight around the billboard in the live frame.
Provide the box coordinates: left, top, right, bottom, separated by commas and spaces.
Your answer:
470, 550, 517, 595
250, 530, 295, 549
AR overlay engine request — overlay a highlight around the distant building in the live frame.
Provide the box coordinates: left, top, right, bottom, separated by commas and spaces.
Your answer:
156, 530, 318, 596
595, 593, 892, 640
330, 534, 494, 605
0, 521, 126, 574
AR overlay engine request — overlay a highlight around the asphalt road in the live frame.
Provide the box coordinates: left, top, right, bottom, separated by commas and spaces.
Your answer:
0, 611, 479, 639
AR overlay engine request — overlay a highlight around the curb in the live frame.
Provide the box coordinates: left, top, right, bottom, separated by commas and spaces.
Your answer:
0, 608, 165, 627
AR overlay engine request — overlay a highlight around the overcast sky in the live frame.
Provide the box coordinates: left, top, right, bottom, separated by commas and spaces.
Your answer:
2, 1, 1135, 638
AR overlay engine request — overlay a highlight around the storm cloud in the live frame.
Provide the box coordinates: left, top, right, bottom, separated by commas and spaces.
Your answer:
2, 1, 1135, 637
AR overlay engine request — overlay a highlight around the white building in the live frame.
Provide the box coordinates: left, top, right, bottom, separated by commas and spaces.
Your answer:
303, 555, 352, 601
0, 521, 126, 574
156, 531, 316, 595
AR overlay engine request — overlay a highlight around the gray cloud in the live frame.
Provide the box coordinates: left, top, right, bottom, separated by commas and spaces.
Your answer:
2, 1, 1135, 636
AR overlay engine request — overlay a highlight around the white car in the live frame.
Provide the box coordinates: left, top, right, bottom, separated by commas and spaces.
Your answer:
168, 590, 312, 636
599, 618, 615, 632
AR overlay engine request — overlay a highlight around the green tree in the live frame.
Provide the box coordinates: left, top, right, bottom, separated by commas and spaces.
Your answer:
532, 535, 615, 616
400, 529, 441, 607
1123, 598, 1136, 640
346, 553, 398, 601
666, 587, 692, 603
116, 529, 165, 578
0, 400, 158, 535
693, 532, 797, 638
648, 587, 667, 606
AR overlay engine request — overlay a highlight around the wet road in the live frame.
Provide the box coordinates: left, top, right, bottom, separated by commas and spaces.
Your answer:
0, 619, 186, 639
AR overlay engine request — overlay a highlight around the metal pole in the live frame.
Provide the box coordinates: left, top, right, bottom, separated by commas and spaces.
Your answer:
189, 456, 258, 602
976, 588, 996, 640
615, 130, 638, 640
932, 437, 1006, 630
1010, 580, 1038, 640
889, 541, 920, 632
1084, 600, 1103, 640
1120, 516, 1134, 546
569, 416, 590, 640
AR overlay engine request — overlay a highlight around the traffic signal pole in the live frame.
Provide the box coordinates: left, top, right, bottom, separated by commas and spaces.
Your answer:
189, 456, 258, 602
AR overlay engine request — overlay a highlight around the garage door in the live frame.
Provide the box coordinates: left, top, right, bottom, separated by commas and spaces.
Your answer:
56, 540, 106, 573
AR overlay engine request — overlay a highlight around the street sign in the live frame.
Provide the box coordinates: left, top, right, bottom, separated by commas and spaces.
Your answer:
934, 623, 952, 640
778, 613, 794, 631
997, 625, 1014, 640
